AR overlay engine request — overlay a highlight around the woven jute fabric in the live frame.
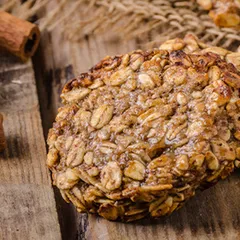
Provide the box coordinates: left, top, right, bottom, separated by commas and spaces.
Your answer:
1, 0, 240, 50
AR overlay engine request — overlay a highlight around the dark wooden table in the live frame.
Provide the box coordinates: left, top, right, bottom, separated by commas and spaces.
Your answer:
1, 2, 240, 239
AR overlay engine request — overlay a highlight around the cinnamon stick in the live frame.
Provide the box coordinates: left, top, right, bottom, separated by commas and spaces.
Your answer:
0, 114, 6, 152
0, 11, 40, 61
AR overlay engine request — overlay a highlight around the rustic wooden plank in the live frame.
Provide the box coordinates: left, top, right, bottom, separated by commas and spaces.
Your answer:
33, 1, 240, 239
0, 51, 61, 240
85, 172, 240, 240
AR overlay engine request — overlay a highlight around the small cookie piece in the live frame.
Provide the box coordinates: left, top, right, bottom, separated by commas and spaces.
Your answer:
197, 0, 240, 27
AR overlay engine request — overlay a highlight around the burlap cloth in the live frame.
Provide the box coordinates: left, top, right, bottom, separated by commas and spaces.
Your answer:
1, 0, 240, 51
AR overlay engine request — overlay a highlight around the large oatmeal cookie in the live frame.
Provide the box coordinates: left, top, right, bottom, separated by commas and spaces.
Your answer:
47, 34, 240, 222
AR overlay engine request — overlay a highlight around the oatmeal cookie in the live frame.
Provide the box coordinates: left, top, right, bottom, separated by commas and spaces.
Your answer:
47, 34, 240, 221
197, 0, 240, 27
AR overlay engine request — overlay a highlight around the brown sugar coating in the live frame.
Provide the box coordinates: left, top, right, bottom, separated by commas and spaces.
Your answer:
47, 34, 240, 222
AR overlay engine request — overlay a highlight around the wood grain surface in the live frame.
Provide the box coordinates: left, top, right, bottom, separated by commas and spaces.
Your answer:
0, 51, 61, 240
32, 1, 240, 239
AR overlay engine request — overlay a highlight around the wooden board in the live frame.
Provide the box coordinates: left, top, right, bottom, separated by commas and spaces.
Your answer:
0, 51, 61, 240
32, 2, 240, 239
